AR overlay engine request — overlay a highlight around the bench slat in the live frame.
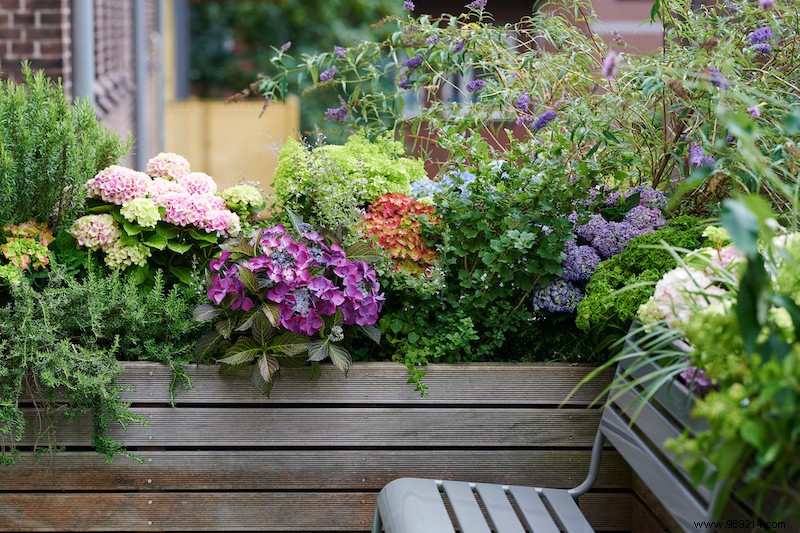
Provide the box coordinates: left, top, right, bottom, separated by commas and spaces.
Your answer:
541, 489, 595, 533
507, 486, 560, 533
474, 483, 525, 533
441, 481, 491, 533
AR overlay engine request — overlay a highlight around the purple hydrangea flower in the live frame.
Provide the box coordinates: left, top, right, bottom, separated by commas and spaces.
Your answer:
751, 43, 772, 55
467, 0, 488, 11
532, 278, 583, 313
319, 67, 337, 82
426, 35, 440, 45
531, 110, 557, 132
591, 221, 639, 258
466, 79, 485, 92
452, 39, 467, 53
403, 0, 415, 10
709, 67, 729, 90
623, 205, 667, 234
562, 242, 602, 282
574, 214, 608, 243
748, 26, 773, 44
404, 55, 423, 69
334, 46, 348, 57
625, 186, 668, 210
679, 363, 714, 395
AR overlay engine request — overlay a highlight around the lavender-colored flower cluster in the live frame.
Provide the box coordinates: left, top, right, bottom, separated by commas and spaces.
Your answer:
404, 55, 423, 69
319, 67, 337, 82
466, 79, 485, 92
531, 110, 557, 132
689, 142, 716, 168
708, 67, 730, 90
561, 242, 601, 282
324, 99, 350, 122
679, 362, 714, 396
533, 186, 668, 314
441, 171, 476, 196
409, 178, 443, 199
208, 225, 384, 337
532, 279, 583, 313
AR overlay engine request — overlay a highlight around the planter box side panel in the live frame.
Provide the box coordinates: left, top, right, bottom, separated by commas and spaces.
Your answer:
1, 362, 630, 532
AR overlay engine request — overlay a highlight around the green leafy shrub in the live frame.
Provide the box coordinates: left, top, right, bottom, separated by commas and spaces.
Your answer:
0, 265, 209, 463
576, 216, 707, 343
373, 144, 584, 390
271, 133, 426, 231
0, 63, 128, 229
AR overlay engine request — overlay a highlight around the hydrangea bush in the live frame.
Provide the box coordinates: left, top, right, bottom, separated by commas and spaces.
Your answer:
69, 153, 264, 286
193, 219, 383, 393
271, 133, 427, 232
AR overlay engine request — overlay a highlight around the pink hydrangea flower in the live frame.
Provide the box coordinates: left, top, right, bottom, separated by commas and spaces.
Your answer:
69, 214, 121, 251
178, 172, 218, 195
146, 152, 191, 180
86, 165, 151, 205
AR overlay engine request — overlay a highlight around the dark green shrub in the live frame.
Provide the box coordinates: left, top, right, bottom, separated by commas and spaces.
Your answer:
575, 216, 707, 344
0, 63, 129, 229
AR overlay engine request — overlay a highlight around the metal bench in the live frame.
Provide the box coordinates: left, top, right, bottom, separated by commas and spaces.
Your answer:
371, 357, 721, 533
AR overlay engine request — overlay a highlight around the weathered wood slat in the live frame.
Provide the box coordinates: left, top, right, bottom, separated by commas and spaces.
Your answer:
114, 362, 613, 405
0, 492, 632, 532
18, 407, 602, 447
0, 450, 630, 491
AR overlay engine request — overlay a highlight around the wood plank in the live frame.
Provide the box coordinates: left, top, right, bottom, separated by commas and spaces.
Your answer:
18, 407, 603, 447
0, 492, 632, 532
113, 362, 613, 405
0, 492, 375, 532
0, 450, 630, 491
578, 493, 632, 531
630, 496, 668, 533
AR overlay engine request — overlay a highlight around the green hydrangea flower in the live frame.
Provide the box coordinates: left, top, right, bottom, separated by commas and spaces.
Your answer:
0, 263, 23, 285
120, 198, 161, 228
104, 241, 151, 269
220, 185, 265, 211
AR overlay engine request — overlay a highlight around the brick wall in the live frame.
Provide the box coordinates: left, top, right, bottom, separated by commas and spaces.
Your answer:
0, 1, 162, 167
0, 0, 71, 93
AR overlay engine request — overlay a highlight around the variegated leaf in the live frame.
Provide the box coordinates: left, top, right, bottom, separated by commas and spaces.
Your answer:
329, 344, 352, 376
267, 332, 310, 356
306, 340, 330, 362
192, 303, 221, 323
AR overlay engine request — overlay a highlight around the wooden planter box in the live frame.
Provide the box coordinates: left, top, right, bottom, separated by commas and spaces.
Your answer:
0, 362, 631, 532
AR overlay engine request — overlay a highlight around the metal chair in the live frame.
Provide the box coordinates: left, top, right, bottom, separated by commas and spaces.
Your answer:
371, 358, 720, 533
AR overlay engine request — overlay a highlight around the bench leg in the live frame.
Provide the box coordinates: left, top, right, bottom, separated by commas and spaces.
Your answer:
371, 506, 382, 533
